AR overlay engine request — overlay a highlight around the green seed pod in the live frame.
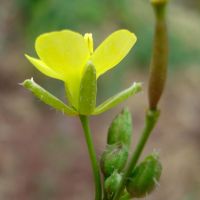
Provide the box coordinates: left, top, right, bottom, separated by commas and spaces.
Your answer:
126, 153, 162, 198
104, 171, 122, 199
100, 143, 128, 177
107, 108, 132, 148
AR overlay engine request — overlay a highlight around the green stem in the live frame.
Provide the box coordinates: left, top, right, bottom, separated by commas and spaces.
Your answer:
79, 115, 102, 200
113, 109, 160, 200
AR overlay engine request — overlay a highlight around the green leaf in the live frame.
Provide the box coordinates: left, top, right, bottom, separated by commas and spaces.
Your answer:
79, 62, 97, 115
21, 78, 78, 116
93, 82, 142, 115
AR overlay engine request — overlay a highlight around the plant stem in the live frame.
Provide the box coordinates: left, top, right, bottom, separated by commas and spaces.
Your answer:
79, 115, 102, 200
113, 109, 160, 200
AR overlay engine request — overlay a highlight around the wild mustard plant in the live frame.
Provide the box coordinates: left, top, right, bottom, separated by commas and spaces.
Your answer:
22, 0, 169, 200
23, 29, 141, 200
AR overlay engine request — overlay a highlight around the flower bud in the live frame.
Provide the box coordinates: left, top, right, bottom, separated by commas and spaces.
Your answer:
148, 0, 168, 110
126, 153, 162, 198
107, 108, 132, 148
104, 171, 122, 199
100, 143, 128, 177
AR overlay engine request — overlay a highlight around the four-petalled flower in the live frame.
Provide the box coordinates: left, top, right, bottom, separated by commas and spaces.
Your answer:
24, 29, 141, 115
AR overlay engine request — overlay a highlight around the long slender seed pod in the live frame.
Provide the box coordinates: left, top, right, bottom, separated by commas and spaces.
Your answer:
148, 0, 169, 110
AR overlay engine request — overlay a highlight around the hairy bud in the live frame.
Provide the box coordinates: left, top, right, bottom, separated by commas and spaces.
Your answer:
100, 143, 128, 177
126, 153, 162, 198
107, 108, 132, 148
104, 171, 122, 199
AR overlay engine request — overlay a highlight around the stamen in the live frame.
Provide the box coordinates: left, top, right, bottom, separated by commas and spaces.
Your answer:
84, 33, 94, 55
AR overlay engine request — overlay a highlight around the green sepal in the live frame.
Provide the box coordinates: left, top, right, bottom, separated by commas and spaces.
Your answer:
107, 108, 132, 149
100, 143, 128, 177
79, 61, 97, 115
21, 78, 78, 116
126, 152, 162, 198
104, 171, 122, 200
92, 82, 142, 115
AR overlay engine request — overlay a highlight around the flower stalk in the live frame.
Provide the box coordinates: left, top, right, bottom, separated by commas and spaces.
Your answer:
79, 115, 102, 200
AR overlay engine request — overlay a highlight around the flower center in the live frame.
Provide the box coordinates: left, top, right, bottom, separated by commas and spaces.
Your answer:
84, 33, 93, 55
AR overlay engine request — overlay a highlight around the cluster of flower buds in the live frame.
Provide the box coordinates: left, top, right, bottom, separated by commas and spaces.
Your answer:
100, 109, 162, 199
100, 108, 132, 199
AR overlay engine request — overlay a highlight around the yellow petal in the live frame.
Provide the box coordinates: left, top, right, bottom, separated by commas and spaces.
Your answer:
25, 54, 64, 80
64, 70, 82, 108
35, 30, 90, 108
35, 30, 90, 76
91, 29, 137, 78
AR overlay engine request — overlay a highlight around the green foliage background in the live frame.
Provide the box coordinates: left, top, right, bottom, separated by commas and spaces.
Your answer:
16, 0, 200, 70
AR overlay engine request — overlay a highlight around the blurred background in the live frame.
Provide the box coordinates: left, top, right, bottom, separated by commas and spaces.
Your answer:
0, 0, 200, 199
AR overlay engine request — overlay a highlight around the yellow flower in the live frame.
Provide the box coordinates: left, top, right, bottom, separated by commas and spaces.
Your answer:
25, 29, 137, 114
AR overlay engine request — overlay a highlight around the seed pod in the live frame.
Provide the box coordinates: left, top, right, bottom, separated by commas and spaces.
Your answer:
104, 171, 122, 199
100, 143, 128, 177
148, 0, 168, 110
107, 108, 132, 148
126, 153, 162, 198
